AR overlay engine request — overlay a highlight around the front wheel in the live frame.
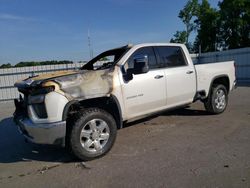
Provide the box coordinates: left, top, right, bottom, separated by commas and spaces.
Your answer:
69, 108, 117, 161
204, 84, 228, 114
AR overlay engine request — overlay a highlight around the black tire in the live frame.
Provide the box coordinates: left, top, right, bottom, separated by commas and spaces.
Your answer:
204, 84, 228, 114
69, 108, 117, 161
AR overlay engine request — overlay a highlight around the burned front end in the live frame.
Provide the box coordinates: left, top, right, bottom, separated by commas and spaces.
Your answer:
13, 77, 69, 146
13, 69, 114, 146
12, 44, 129, 147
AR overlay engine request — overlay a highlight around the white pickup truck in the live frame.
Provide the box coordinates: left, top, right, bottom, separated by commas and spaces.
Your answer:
14, 43, 236, 160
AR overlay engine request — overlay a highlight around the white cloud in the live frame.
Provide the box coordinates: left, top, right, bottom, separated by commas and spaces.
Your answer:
0, 13, 34, 21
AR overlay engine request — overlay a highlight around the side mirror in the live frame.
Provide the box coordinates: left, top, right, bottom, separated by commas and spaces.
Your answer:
123, 54, 149, 82
124, 68, 134, 81
133, 55, 149, 74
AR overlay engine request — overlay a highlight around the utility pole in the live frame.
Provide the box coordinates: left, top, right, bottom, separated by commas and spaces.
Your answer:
88, 28, 93, 60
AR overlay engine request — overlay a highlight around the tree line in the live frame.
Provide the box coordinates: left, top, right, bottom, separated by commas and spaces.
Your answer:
170, 0, 250, 53
0, 60, 74, 69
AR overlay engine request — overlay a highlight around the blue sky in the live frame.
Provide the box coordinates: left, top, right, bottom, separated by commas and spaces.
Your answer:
0, 0, 220, 64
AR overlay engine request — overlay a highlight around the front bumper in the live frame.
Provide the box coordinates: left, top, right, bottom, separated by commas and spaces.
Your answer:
13, 97, 67, 146
14, 116, 66, 146
14, 117, 66, 146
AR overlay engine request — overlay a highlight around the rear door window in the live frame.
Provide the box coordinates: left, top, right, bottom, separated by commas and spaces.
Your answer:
155, 46, 187, 68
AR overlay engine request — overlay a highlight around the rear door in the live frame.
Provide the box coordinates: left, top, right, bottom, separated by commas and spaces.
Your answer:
154, 46, 196, 108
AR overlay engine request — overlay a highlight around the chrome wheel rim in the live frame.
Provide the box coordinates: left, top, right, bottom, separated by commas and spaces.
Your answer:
80, 119, 110, 153
214, 89, 226, 110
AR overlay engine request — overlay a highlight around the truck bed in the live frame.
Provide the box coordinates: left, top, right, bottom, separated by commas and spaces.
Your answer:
195, 61, 235, 96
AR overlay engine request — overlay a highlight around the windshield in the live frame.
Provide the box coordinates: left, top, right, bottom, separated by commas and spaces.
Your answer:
81, 45, 131, 70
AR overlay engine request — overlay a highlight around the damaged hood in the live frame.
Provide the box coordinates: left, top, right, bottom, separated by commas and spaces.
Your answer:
15, 69, 114, 100
14, 70, 78, 88
29, 70, 78, 81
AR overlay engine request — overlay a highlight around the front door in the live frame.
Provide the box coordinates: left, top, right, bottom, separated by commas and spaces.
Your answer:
120, 47, 167, 119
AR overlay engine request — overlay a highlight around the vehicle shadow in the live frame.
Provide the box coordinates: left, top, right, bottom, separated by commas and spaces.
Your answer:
0, 117, 75, 164
161, 107, 212, 116
123, 107, 211, 128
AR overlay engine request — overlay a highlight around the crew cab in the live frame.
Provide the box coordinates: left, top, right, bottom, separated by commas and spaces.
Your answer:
14, 43, 236, 160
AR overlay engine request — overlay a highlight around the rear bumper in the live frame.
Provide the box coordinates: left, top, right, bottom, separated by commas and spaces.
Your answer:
14, 116, 66, 146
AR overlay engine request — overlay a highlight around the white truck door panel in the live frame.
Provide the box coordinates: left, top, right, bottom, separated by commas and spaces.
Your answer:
164, 66, 196, 107
121, 69, 166, 119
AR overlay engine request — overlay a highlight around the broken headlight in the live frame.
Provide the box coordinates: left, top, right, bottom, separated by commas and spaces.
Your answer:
30, 86, 55, 96
28, 94, 45, 104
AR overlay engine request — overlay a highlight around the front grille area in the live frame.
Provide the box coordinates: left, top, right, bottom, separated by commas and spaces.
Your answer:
14, 95, 28, 118
32, 103, 48, 118
16, 85, 48, 119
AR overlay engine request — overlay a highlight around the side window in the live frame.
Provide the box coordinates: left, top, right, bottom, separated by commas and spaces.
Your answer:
155, 46, 187, 68
93, 55, 115, 69
127, 47, 157, 69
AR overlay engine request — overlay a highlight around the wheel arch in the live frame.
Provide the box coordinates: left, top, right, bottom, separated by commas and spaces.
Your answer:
209, 75, 230, 94
63, 95, 123, 129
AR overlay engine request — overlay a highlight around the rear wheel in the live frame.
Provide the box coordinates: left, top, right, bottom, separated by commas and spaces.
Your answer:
69, 108, 117, 161
204, 84, 228, 114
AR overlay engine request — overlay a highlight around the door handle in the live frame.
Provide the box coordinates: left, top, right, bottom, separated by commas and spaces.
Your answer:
154, 75, 164, 79
186, 70, 194, 74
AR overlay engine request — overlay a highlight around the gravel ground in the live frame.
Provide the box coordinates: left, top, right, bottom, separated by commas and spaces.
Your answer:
0, 87, 249, 188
